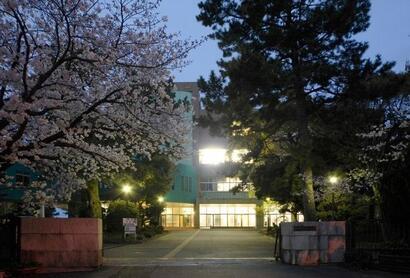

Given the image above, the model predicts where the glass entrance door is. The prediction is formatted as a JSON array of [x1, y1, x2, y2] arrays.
[[206, 214, 213, 227], [183, 214, 192, 227], [199, 204, 257, 228]]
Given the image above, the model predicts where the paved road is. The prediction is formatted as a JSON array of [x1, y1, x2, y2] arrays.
[[104, 229, 275, 264], [36, 229, 401, 277]]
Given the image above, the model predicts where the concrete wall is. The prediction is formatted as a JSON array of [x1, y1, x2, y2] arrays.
[[20, 218, 102, 268], [281, 221, 345, 265]]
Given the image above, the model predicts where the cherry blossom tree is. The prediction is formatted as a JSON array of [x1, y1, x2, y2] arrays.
[[351, 93, 409, 217], [0, 0, 196, 210]]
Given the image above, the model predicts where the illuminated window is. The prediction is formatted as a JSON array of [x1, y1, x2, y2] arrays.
[[161, 203, 195, 228], [200, 177, 215, 191], [199, 148, 226, 165], [216, 177, 242, 191], [200, 177, 250, 192], [199, 148, 249, 165], [199, 204, 256, 227]]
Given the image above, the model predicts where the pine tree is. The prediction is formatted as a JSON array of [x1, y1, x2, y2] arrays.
[[197, 0, 397, 220]]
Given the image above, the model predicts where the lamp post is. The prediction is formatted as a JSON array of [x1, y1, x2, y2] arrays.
[[122, 183, 132, 208], [157, 196, 164, 226], [120, 183, 132, 240], [328, 176, 339, 220], [265, 197, 271, 229]]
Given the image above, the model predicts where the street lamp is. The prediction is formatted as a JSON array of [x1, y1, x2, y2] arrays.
[[328, 176, 339, 185], [264, 197, 271, 228], [122, 184, 132, 194], [328, 175, 339, 220], [157, 196, 164, 203]]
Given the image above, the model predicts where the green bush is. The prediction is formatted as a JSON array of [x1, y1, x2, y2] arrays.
[[141, 226, 154, 238], [155, 225, 164, 234], [105, 200, 138, 232], [140, 225, 164, 239]]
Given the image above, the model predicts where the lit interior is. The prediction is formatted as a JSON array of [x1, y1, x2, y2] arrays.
[[199, 148, 226, 164], [161, 202, 194, 228], [217, 177, 242, 191], [231, 149, 248, 162], [263, 204, 304, 226], [199, 204, 256, 227], [199, 148, 249, 165]]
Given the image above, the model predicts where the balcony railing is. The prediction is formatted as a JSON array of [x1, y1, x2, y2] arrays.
[[199, 191, 256, 200], [199, 181, 253, 192]]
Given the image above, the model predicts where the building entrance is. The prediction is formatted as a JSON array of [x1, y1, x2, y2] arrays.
[[199, 204, 256, 228], [161, 202, 194, 228]]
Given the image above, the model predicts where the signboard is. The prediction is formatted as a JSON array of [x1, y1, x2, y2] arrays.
[[293, 226, 316, 232], [122, 218, 138, 226], [124, 224, 136, 233], [123, 218, 138, 239]]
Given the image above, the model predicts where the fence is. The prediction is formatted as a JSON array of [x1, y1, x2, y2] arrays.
[[346, 220, 410, 273], [273, 225, 281, 260]]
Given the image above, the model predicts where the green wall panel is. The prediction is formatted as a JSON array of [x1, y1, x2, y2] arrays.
[[164, 90, 197, 204]]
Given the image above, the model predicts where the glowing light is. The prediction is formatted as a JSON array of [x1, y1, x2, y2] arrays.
[[199, 148, 250, 164], [122, 184, 132, 194], [329, 176, 339, 184], [158, 196, 164, 203], [199, 148, 226, 165], [231, 149, 248, 162], [265, 197, 271, 202]]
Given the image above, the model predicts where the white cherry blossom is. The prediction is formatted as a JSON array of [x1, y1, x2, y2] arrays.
[[0, 0, 197, 208]]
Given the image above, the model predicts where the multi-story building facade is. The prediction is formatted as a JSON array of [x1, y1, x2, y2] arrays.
[[161, 82, 302, 229], [0, 82, 301, 225], [160, 84, 198, 228]]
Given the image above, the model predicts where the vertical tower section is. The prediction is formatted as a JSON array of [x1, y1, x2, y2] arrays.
[[162, 83, 200, 228]]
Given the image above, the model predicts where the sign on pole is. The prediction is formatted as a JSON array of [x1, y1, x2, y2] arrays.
[[123, 218, 138, 239], [123, 218, 138, 226]]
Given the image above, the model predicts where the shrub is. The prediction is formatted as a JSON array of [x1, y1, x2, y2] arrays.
[[105, 200, 138, 232], [140, 225, 164, 239], [155, 225, 164, 234]]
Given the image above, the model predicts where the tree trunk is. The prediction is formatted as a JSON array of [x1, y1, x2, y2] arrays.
[[291, 211, 298, 222], [293, 78, 317, 221], [137, 201, 144, 229], [303, 164, 317, 221], [68, 189, 89, 217], [86, 179, 102, 218]]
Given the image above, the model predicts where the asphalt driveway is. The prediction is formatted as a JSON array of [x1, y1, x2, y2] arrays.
[[35, 229, 401, 277], [104, 229, 275, 265]]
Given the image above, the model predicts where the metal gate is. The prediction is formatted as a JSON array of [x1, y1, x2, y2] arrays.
[[0, 216, 20, 264], [273, 223, 282, 260], [346, 220, 410, 273]]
